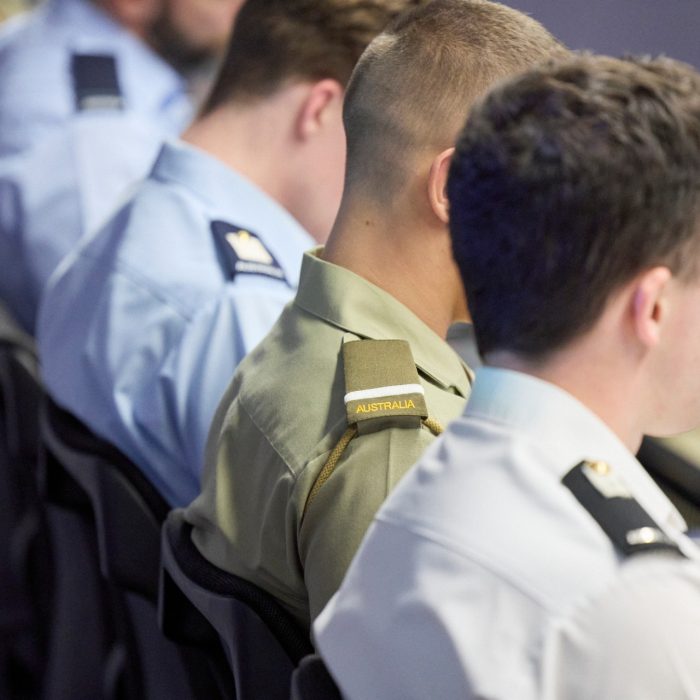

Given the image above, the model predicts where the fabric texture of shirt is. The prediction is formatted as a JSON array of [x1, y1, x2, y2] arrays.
[[315, 367, 700, 700], [37, 140, 313, 507], [185, 250, 472, 631], [0, 0, 191, 332]]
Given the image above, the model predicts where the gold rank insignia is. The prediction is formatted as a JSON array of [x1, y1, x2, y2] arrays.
[[225, 229, 274, 265], [210, 220, 288, 283]]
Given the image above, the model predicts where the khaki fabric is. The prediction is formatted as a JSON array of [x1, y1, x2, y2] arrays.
[[185, 249, 471, 631], [658, 428, 700, 467]]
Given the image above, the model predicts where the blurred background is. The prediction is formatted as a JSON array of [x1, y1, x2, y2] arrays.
[[2, 1, 699, 82], [509, 0, 700, 69], [7, 1, 699, 65], [0, 0, 35, 21]]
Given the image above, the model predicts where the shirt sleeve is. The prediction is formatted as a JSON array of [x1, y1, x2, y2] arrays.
[[544, 555, 700, 700], [314, 517, 540, 700], [298, 423, 439, 622], [131, 282, 294, 505]]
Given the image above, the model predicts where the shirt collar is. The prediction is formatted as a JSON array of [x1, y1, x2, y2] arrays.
[[294, 249, 471, 396], [151, 140, 315, 284], [467, 367, 687, 533]]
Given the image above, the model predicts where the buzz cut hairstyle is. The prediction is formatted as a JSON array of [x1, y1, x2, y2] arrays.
[[448, 54, 700, 360], [342, 0, 566, 197], [203, 0, 433, 114]]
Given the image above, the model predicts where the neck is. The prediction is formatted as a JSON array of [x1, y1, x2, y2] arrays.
[[182, 95, 305, 232], [487, 338, 645, 453], [323, 192, 461, 339]]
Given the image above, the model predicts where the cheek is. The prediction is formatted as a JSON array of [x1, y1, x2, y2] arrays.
[[659, 298, 700, 431], [170, 0, 240, 49]]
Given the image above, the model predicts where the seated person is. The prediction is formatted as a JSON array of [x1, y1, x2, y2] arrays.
[[185, 0, 564, 631], [315, 53, 700, 699], [37, 0, 424, 507], [0, 0, 239, 331]]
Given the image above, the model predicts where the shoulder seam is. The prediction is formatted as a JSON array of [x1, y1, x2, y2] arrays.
[[238, 391, 297, 478]]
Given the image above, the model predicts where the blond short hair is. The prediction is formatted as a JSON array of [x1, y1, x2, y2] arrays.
[[343, 0, 566, 196], [204, 0, 433, 113]]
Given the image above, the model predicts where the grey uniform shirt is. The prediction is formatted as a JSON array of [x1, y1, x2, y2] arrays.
[[315, 367, 700, 699]]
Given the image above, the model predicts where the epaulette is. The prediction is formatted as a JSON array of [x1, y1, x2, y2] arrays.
[[562, 460, 686, 558], [71, 53, 123, 111], [303, 339, 443, 518], [343, 338, 429, 435], [211, 220, 289, 285]]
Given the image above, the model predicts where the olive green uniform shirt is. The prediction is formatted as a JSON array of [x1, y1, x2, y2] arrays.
[[185, 249, 472, 631]]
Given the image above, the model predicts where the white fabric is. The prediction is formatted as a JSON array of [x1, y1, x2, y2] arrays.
[[315, 367, 700, 700], [344, 384, 425, 403]]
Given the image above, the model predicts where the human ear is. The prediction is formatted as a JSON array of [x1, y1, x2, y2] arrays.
[[296, 79, 344, 141], [631, 266, 672, 348], [427, 147, 454, 224]]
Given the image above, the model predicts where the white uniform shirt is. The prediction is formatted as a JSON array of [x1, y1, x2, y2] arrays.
[[315, 367, 700, 700], [0, 0, 191, 331], [37, 140, 314, 507]]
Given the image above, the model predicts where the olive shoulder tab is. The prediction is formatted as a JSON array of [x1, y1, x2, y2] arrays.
[[71, 53, 123, 111], [210, 220, 289, 284], [562, 460, 686, 558], [342, 338, 428, 436]]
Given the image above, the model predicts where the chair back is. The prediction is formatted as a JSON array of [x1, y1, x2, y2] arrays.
[[160, 509, 314, 700], [290, 654, 343, 700], [638, 436, 700, 530], [40, 400, 221, 699], [0, 303, 49, 699]]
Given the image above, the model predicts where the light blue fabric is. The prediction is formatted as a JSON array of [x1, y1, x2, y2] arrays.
[[37, 140, 315, 506], [0, 0, 192, 332]]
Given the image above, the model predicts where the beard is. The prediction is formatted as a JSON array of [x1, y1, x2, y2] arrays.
[[149, 8, 222, 76]]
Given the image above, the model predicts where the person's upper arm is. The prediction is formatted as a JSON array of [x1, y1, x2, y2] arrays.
[[545, 556, 700, 700], [314, 517, 540, 700], [299, 423, 436, 623], [132, 283, 293, 502]]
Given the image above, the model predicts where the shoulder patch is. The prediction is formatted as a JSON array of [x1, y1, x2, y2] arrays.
[[71, 54, 123, 111], [211, 220, 288, 284], [562, 460, 685, 558], [343, 339, 428, 436]]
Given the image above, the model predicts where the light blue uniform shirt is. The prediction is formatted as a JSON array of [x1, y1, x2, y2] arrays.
[[37, 140, 315, 507], [0, 0, 191, 332]]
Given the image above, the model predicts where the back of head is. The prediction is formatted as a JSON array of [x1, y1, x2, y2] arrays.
[[343, 0, 565, 198], [203, 0, 432, 113], [448, 54, 700, 361]]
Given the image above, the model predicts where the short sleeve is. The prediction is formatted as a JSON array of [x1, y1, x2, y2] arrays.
[[300, 423, 436, 623]]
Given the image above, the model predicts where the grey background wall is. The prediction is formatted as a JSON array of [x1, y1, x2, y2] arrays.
[[504, 0, 700, 69]]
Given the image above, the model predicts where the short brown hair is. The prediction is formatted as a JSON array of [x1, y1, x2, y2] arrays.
[[203, 0, 431, 113], [343, 0, 565, 197], [448, 55, 700, 359]]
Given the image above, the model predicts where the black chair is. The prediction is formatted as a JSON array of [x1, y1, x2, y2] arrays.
[[0, 302, 50, 699], [638, 436, 700, 530], [40, 398, 221, 699], [290, 655, 343, 700], [160, 509, 314, 700]]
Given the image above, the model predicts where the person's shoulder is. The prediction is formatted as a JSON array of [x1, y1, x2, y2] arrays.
[[548, 554, 700, 699], [229, 314, 346, 464], [0, 14, 71, 149], [600, 552, 700, 611]]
